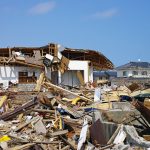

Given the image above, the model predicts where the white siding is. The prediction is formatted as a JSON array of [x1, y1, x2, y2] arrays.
[[61, 60, 93, 86], [117, 69, 150, 78], [0, 66, 41, 88], [117, 70, 124, 77], [89, 65, 93, 82], [68, 60, 89, 83]]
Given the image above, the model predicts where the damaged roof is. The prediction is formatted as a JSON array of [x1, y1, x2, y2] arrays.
[[0, 43, 114, 70], [61, 48, 114, 70]]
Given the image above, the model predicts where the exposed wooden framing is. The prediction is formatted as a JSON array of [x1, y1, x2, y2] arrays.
[[0, 56, 43, 68], [62, 49, 114, 70], [9, 47, 11, 57], [41, 49, 43, 56], [48, 43, 50, 55]]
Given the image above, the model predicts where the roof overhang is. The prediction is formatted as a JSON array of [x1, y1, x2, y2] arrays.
[[61, 48, 114, 70]]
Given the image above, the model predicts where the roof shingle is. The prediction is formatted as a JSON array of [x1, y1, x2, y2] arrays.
[[116, 62, 150, 70]]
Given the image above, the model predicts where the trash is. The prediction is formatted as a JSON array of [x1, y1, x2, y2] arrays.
[[0, 135, 11, 142]]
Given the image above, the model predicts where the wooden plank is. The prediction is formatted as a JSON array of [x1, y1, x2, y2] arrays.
[[76, 71, 84, 85], [8, 143, 36, 150], [60, 56, 69, 73], [19, 141, 59, 144], [33, 109, 55, 113], [107, 125, 121, 144], [14, 60, 43, 68], [144, 99, 150, 109], [143, 135, 150, 141], [14, 116, 40, 132], [44, 82, 93, 102], [0, 98, 38, 121], [61, 145, 70, 150], [50, 130, 68, 137], [34, 72, 45, 92], [99, 144, 115, 150], [0, 95, 7, 108], [133, 101, 150, 124], [59, 135, 76, 150]]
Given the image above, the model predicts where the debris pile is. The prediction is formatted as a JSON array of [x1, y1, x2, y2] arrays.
[[0, 73, 150, 150]]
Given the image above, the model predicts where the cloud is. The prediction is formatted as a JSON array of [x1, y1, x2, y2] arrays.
[[91, 8, 118, 19], [29, 1, 55, 15]]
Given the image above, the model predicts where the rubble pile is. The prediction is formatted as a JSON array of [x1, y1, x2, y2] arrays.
[[0, 73, 150, 150]]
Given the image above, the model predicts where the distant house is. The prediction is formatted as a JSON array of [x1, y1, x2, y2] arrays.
[[116, 61, 150, 78], [93, 70, 117, 81]]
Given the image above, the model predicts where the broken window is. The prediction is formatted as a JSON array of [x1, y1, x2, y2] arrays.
[[142, 71, 147, 75], [18, 72, 37, 83], [18, 72, 28, 83], [49, 49, 55, 56], [123, 71, 127, 77], [132, 71, 138, 75]]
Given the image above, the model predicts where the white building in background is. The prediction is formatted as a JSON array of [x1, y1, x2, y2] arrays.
[[0, 66, 41, 89], [116, 61, 150, 78]]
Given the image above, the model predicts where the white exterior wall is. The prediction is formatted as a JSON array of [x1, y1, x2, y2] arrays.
[[0, 66, 41, 88], [61, 60, 93, 86], [45, 67, 51, 79], [61, 70, 81, 86], [68, 60, 89, 83], [0, 61, 94, 88], [89, 65, 93, 82], [117, 69, 150, 78]]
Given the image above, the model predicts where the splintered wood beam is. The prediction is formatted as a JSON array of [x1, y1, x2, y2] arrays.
[[32, 109, 55, 113], [0, 98, 38, 121], [44, 82, 93, 102], [34, 72, 45, 92], [0, 95, 8, 108], [0, 56, 43, 68], [14, 60, 44, 68], [49, 130, 68, 137], [59, 135, 76, 150]]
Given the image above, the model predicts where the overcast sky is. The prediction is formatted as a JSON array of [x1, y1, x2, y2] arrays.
[[0, 0, 150, 67]]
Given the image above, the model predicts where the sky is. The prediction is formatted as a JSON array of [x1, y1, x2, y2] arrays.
[[0, 0, 150, 67]]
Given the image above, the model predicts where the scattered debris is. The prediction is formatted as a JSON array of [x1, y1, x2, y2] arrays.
[[0, 45, 149, 149]]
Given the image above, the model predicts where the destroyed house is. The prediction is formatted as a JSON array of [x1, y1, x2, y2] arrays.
[[60, 47, 113, 86], [116, 61, 150, 78], [0, 43, 113, 88], [0, 44, 57, 89]]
